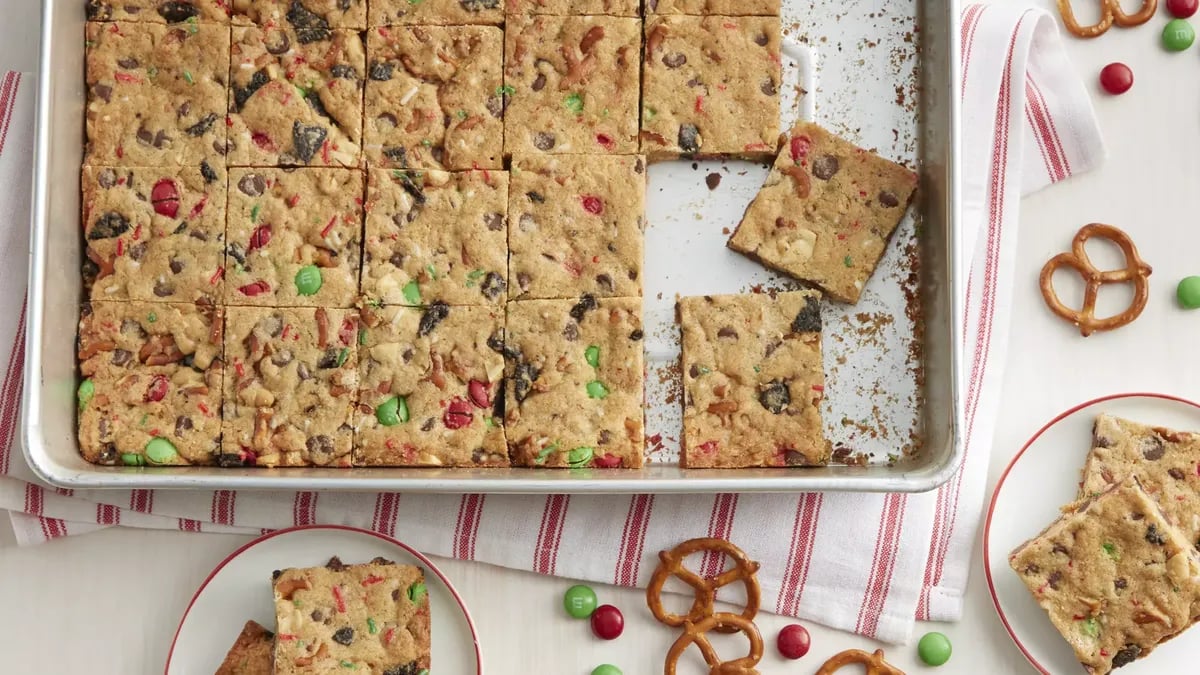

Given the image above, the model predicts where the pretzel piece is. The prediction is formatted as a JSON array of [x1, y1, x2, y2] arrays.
[[815, 649, 905, 675], [1057, 0, 1114, 37], [1110, 0, 1158, 26], [664, 613, 764, 675], [646, 538, 761, 634], [1039, 223, 1152, 337]]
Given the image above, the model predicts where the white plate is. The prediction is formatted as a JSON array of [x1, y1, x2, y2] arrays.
[[166, 525, 481, 675], [984, 393, 1200, 674]]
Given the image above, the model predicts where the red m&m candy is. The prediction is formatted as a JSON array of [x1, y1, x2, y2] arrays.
[[1099, 63, 1134, 95], [590, 604, 624, 640], [1168, 0, 1199, 18], [777, 623, 812, 659]]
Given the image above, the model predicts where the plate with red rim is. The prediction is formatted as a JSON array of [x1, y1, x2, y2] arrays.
[[165, 524, 481, 674], [984, 393, 1200, 674]]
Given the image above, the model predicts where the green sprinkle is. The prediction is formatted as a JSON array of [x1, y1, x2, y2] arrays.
[[584, 345, 600, 368], [336, 348, 349, 367], [1081, 617, 1100, 638], [146, 66, 158, 79], [366, 617, 378, 634], [295, 265, 322, 296], [183, 70, 194, 85], [497, 84, 516, 97], [407, 0, 422, 5], [421, 139, 433, 147], [426, 264, 438, 280], [887, 453, 900, 463], [250, 204, 260, 223], [376, 396, 409, 427], [843, 255, 854, 268], [753, 365, 761, 373], [185, 16, 199, 34], [358, 329, 367, 345], [407, 581, 427, 604], [139, 414, 148, 427], [466, 269, 485, 288], [120, 453, 145, 466], [145, 437, 179, 464], [586, 380, 609, 399], [455, 109, 468, 120], [367, 297, 384, 308], [77, 379, 95, 412], [147, 311, 157, 323], [564, 92, 584, 114], [601, 108, 610, 117], [293, 599, 303, 608], [644, 107, 657, 121], [536, 443, 559, 465], [698, 366, 711, 375], [485, 416, 497, 428], [1103, 542, 1119, 560], [567, 446, 594, 468], [339, 661, 357, 669], [402, 280, 421, 305]]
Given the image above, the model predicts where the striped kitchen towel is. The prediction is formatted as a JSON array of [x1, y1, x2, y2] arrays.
[[0, 2, 1103, 643]]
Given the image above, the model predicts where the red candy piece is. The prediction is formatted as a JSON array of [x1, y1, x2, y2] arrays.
[[1169, 0, 1199, 18], [151, 178, 180, 218], [789, 135, 811, 162], [144, 374, 169, 403], [777, 623, 811, 659], [468, 380, 491, 409], [581, 195, 604, 215], [443, 397, 474, 429], [247, 224, 272, 252], [1099, 63, 1134, 95], [237, 280, 271, 296], [593, 453, 623, 468], [590, 604, 624, 640]]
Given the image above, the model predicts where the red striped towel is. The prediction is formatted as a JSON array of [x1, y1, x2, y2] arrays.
[[0, 3, 1104, 643]]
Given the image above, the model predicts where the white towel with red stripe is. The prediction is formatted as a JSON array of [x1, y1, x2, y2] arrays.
[[0, 3, 1104, 644]]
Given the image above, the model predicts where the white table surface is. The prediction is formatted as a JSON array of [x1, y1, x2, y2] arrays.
[[1, 1, 1194, 672]]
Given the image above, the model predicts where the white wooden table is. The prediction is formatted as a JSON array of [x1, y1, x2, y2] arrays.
[[1, 1, 1193, 671]]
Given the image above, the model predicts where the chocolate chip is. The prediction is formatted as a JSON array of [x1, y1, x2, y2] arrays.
[[1051, 543, 1069, 555], [238, 174, 266, 197], [533, 131, 556, 151], [1146, 524, 1167, 545], [200, 160, 217, 184], [759, 381, 790, 414], [486, 94, 504, 118], [1111, 645, 1140, 669], [562, 322, 579, 341], [717, 326, 738, 339], [215, 452, 245, 467], [1021, 563, 1039, 575], [153, 130, 169, 149], [383, 146, 409, 166], [332, 627, 354, 645], [287, 1, 332, 44], [233, 69, 269, 111], [531, 73, 546, 91], [1142, 437, 1165, 460], [483, 212, 504, 231], [517, 272, 531, 290], [369, 62, 394, 81], [879, 191, 901, 208], [297, 362, 311, 380], [264, 29, 291, 55], [89, 212, 130, 240], [91, 83, 113, 103], [127, 242, 147, 261], [688, 364, 701, 378], [310, 609, 324, 622], [678, 124, 700, 153], [1114, 578, 1128, 590], [790, 296, 822, 333], [227, 242, 247, 267], [418, 302, 449, 337], [629, 329, 643, 341], [784, 450, 808, 466], [760, 78, 777, 96], [96, 168, 117, 189], [326, 556, 347, 571], [111, 349, 132, 367], [421, 417, 436, 432], [330, 64, 357, 80], [569, 294, 597, 322], [117, 57, 139, 69], [382, 662, 422, 675], [662, 52, 687, 68], [754, 32, 769, 46], [596, 274, 614, 294], [387, 251, 405, 268], [316, 348, 340, 369], [480, 272, 506, 301], [153, 280, 175, 298], [526, 191, 545, 204], [169, 258, 185, 274], [271, 349, 294, 367], [460, 0, 499, 10], [185, 113, 217, 137], [812, 155, 840, 180], [705, 173, 722, 191], [292, 121, 328, 164], [157, 1, 199, 23], [86, 0, 112, 20], [1046, 570, 1062, 590], [306, 434, 335, 459], [513, 360, 538, 403], [174, 416, 193, 437], [1169, 467, 1186, 480]]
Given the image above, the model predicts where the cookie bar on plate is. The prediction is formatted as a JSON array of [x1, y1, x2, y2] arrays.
[[727, 121, 919, 304], [505, 0, 640, 15], [678, 291, 828, 468], [644, 0, 781, 14], [77, 301, 223, 466], [273, 556, 430, 674], [504, 296, 645, 468], [230, 0, 366, 30], [640, 15, 781, 160], [85, 0, 231, 23], [355, 304, 509, 467], [1009, 477, 1200, 675], [215, 620, 274, 675], [370, 0, 504, 25]]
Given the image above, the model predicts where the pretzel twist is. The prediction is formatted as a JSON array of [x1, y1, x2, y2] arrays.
[[815, 649, 906, 675], [646, 538, 761, 633], [1039, 223, 1152, 337], [1057, 0, 1157, 38], [663, 613, 763, 675]]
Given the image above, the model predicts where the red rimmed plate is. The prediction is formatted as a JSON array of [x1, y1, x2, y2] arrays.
[[165, 525, 481, 674], [984, 393, 1200, 674]]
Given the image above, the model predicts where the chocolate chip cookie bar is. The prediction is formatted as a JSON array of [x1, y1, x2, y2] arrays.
[[364, 25, 504, 171], [231, 0, 366, 30], [225, 168, 363, 308], [503, 15, 641, 156], [1009, 477, 1200, 675], [86, 0, 231, 23], [85, 21, 229, 166], [355, 304, 508, 467], [678, 291, 828, 468], [644, 0, 781, 14], [370, 0, 504, 25], [505, 0, 639, 15], [1081, 414, 1200, 545], [363, 169, 509, 307], [508, 154, 644, 300], [228, 25, 364, 167], [504, 296, 645, 468], [640, 15, 781, 161], [82, 163, 226, 303], [77, 301, 223, 466], [727, 121, 919, 304], [222, 306, 358, 467], [215, 620, 274, 675], [273, 556, 430, 675]]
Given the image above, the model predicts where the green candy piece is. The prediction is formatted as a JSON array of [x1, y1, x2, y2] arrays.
[[563, 584, 598, 618], [120, 453, 146, 466], [1178, 276, 1200, 309], [585, 345, 600, 368], [586, 380, 609, 399], [567, 446, 594, 468], [917, 631, 952, 667], [591, 666, 622, 675], [376, 396, 409, 426], [295, 265, 323, 296], [1164, 19, 1196, 51], [77, 379, 95, 412], [402, 280, 421, 305], [406, 581, 427, 604], [145, 437, 179, 464]]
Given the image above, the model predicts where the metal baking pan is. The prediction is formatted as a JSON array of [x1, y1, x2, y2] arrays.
[[24, 0, 962, 492]]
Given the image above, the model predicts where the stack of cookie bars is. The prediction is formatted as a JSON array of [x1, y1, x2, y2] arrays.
[[77, 0, 790, 469]]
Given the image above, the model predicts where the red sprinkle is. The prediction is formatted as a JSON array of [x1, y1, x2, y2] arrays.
[[234, 360, 245, 378], [361, 575, 385, 586], [332, 585, 347, 613], [248, 224, 272, 252], [251, 132, 275, 151], [694, 95, 705, 113], [277, 634, 297, 641], [320, 215, 337, 238], [116, 238, 124, 257], [287, 194, 301, 207], [132, 224, 142, 241], [468, 380, 491, 408], [596, 133, 615, 150], [811, 384, 825, 392], [144, 374, 169, 403], [383, 627, 395, 644], [698, 440, 719, 454], [151, 178, 180, 218], [790, 135, 812, 162], [209, 266, 224, 285], [114, 72, 141, 84], [443, 397, 474, 430], [188, 194, 209, 219], [116, 146, 124, 159], [321, 139, 331, 164], [238, 280, 270, 296], [581, 195, 604, 215]]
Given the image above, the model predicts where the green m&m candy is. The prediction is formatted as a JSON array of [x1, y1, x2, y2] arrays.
[[1164, 19, 1196, 51], [294, 264, 323, 296], [120, 453, 146, 466], [918, 631, 952, 666], [1178, 276, 1200, 309], [145, 437, 179, 464], [376, 395, 410, 426], [563, 584, 598, 618], [77, 379, 95, 412], [591, 666, 622, 675]]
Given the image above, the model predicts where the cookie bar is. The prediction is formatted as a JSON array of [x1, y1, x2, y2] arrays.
[[85, 0, 231, 23], [355, 304, 508, 467], [222, 306, 358, 467], [364, 26, 503, 171], [504, 296, 645, 468], [1009, 477, 1200, 675], [678, 292, 828, 468], [1081, 414, 1200, 545], [370, 0, 504, 26], [640, 15, 781, 161], [228, 25, 364, 167], [231, 0, 366, 30], [363, 169, 509, 307], [273, 556, 430, 675], [85, 21, 229, 167], [225, 168, 363, 308], [645, 0, 781, 14], [82, 163, 226, 303], [215, 620, 274, 675], [727, 122, 919, 304], [505, 0, 639, 15], [504, 15, 641, 156], [508, 154, 645, 300], [77, 301, 223, 466]]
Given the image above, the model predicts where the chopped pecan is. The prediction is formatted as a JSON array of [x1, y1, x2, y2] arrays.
[[707, 401, 739, 415], [781, 166, 812, 198], [315, 308, 329, 348], [275, 575, 310, 600]]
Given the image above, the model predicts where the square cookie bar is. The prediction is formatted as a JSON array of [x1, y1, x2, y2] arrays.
[[225, 168, 363, 308], [364, 169, 509, 307], [222, 306, 358, 467], [1081, 414, 1200, 544], [504, 297, 645, 468], [77, 301, 223, 466], [727, 122, 919, 304], [678, 292, 828, 468], [505, 0, 639, 15], [645, 0, 781, 14], [85, 21, 229, 167], [364, 26, 504, 171], [370, 0, 503, 25], [504, 15, 641, 156], [215, 620, 274, 675], [355, 304, 508, 467], [231, 0, 366, 30], [1009, 478, 1200, 675], [82, 163, 226, 303], [273, 556, 430, 675], [228, 25, 364, 167], [508, 154, 645, 300], [86, 0, 231, 23], [641, 15, 781, 160]]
